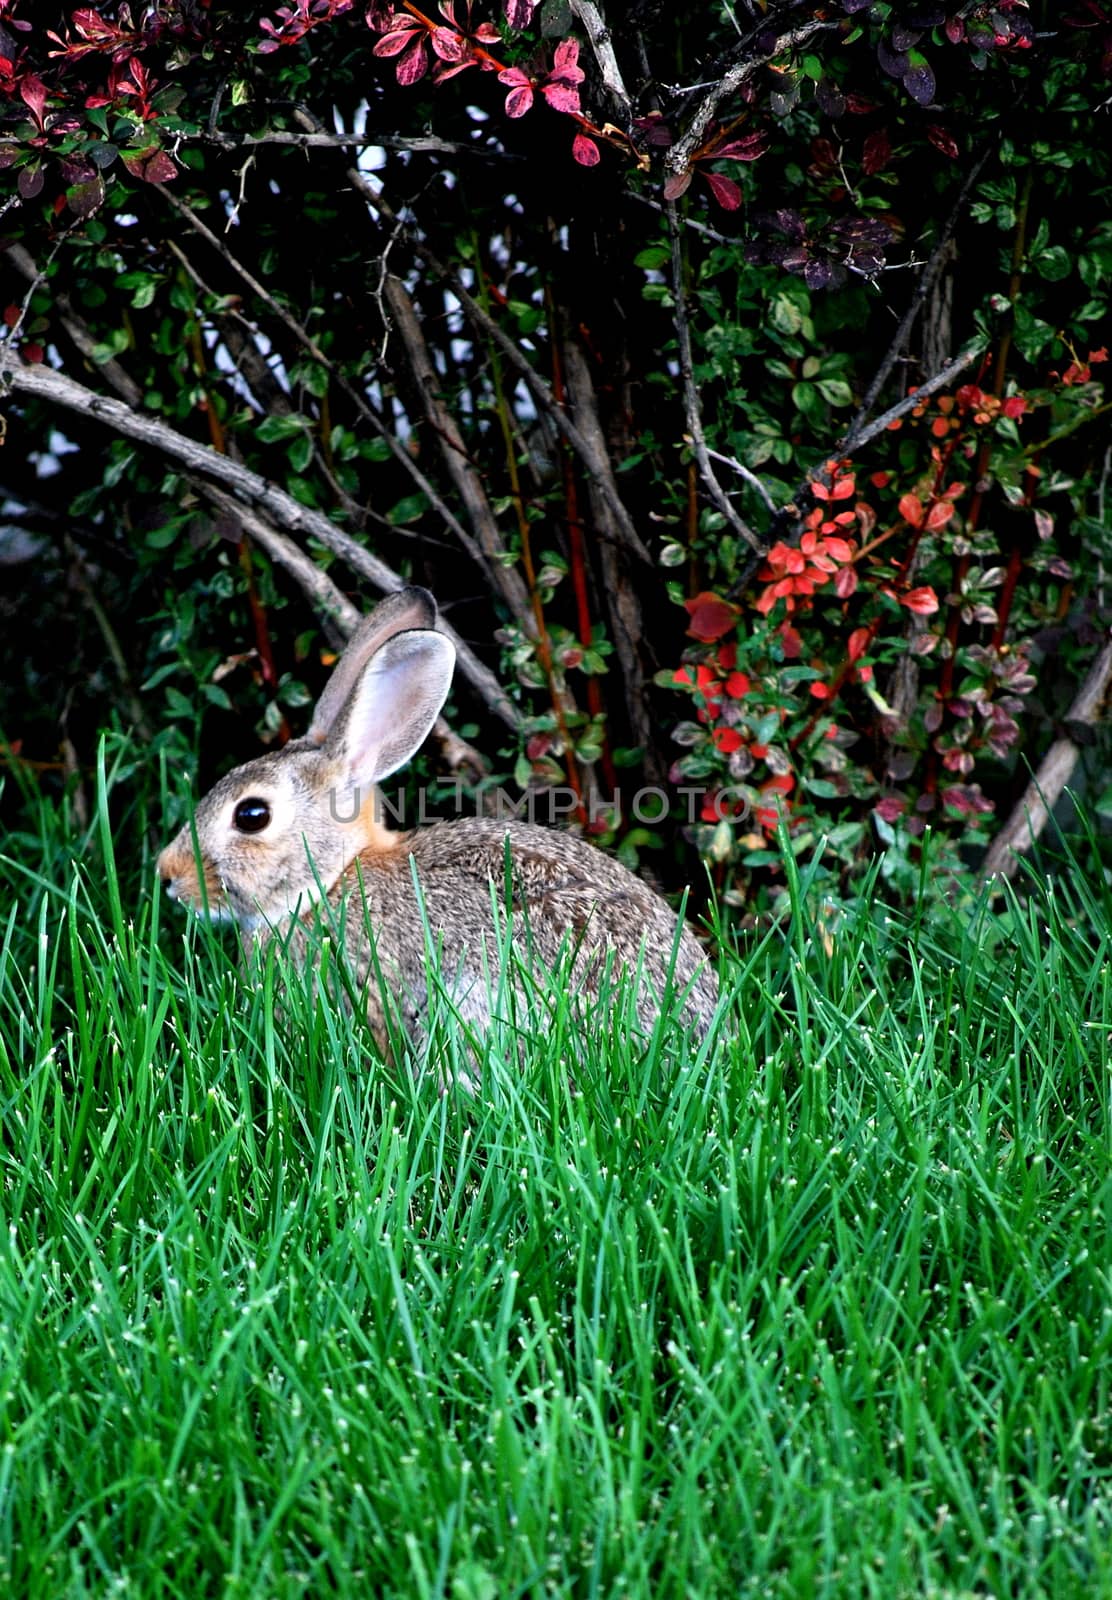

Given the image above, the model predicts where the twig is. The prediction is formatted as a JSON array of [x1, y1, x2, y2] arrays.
[[199, 129, 517, 160], [382, 274, 536, 637], [705, 445, 778, 515], [667, 201, 762, 552], [563, 339, 663, 784], [980, 632, 1112, 883]]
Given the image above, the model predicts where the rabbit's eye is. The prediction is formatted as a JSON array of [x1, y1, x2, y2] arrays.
[[233, 797, 272, 834]]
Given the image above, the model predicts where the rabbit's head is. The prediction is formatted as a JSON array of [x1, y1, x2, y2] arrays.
[[156, 588, 455, 929]]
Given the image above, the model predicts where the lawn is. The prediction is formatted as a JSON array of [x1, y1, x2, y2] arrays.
[[0, 767, 1109, 1598]]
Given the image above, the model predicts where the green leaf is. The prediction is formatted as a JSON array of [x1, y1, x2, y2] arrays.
[[387, 494, 429, 525], [634, 246, 670, 270], [1032, 245, 1071, 282], [287, 432, 314, 473], [256, 415, 308, 443], [791, 381, 825, 422], [144, 523, 178, 550], [816, 377, 854, 407]]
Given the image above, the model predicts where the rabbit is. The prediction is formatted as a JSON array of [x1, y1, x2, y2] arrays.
[[156, 587, 719, 1052]]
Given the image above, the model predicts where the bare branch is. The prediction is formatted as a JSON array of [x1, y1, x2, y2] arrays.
[[200, 129, 514, 160], [0, 352, 520, 730], [664, 19, 836, 177], [838, 347, 983, 458], [841, 143, 993, 445], [569, 2, 633, 124], [667, 201, 762, 552], [563, 340, 662, 782], [382, 274, 537, 638], [705, 445, 778, 516], [981, 633, 1112, 883]]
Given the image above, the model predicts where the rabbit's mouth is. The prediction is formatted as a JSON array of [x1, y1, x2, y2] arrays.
[[157, 837, 237, 924]]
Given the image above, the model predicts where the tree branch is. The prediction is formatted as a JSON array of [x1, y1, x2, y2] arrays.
[[0, 351, 520, 730], [664, 19, 837, 177], [569, 2, 633, 125], [980, 633, 1112, 884], [160, 185, 493, 568], [382, 273, 536, 637], [840, 143, 993, 446]]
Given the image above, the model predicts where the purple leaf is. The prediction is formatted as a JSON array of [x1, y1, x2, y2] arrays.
[[876, 39, 909, 77], [18, 163, 43, 199], [903, 60, 936, 104], [504, 0, 539, 26]]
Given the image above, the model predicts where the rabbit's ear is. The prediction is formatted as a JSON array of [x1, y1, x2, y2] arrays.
[[308, 587, 438, 746], [325, 628, 455, 785]]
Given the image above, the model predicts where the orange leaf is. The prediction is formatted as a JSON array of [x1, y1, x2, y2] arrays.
[[847, 627, 871, 662], [898, 493, 924, 528]]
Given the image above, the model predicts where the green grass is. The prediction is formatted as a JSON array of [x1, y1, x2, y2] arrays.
[[0, 763, 1109, 1598]]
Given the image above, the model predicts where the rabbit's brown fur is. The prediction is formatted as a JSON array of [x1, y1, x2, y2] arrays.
[[157, 589, 718, 1048]]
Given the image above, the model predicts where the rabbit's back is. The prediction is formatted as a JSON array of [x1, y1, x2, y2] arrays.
[[301, 818, 718, 1045]]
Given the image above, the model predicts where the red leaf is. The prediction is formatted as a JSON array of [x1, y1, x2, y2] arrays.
[[551, 38, 582, 76], [704, 171, 742, 210], [572, 133, 600, 166], [683, 591, 739, 643], [542, 81, 581, 114], [809, 681, 831, 700], [713, 131, 768, 162], [431, 26, 465, 61], [823, 536, 854, 563], [373, 23, 423, 56], [662, 169, 693, 201], [504, 0, 539, 25], [901, 587, 940, 615], [724, 671, 750, 699], [19, 74, 47, 128], [862, 127, 891, 175], [847, 627, 871, 662], [898, 493, 924, 528], [925, 500, 955, 530], [121, 145, 177, 183], [927, 123, 959, 159], [712, 726, 744, 754]]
